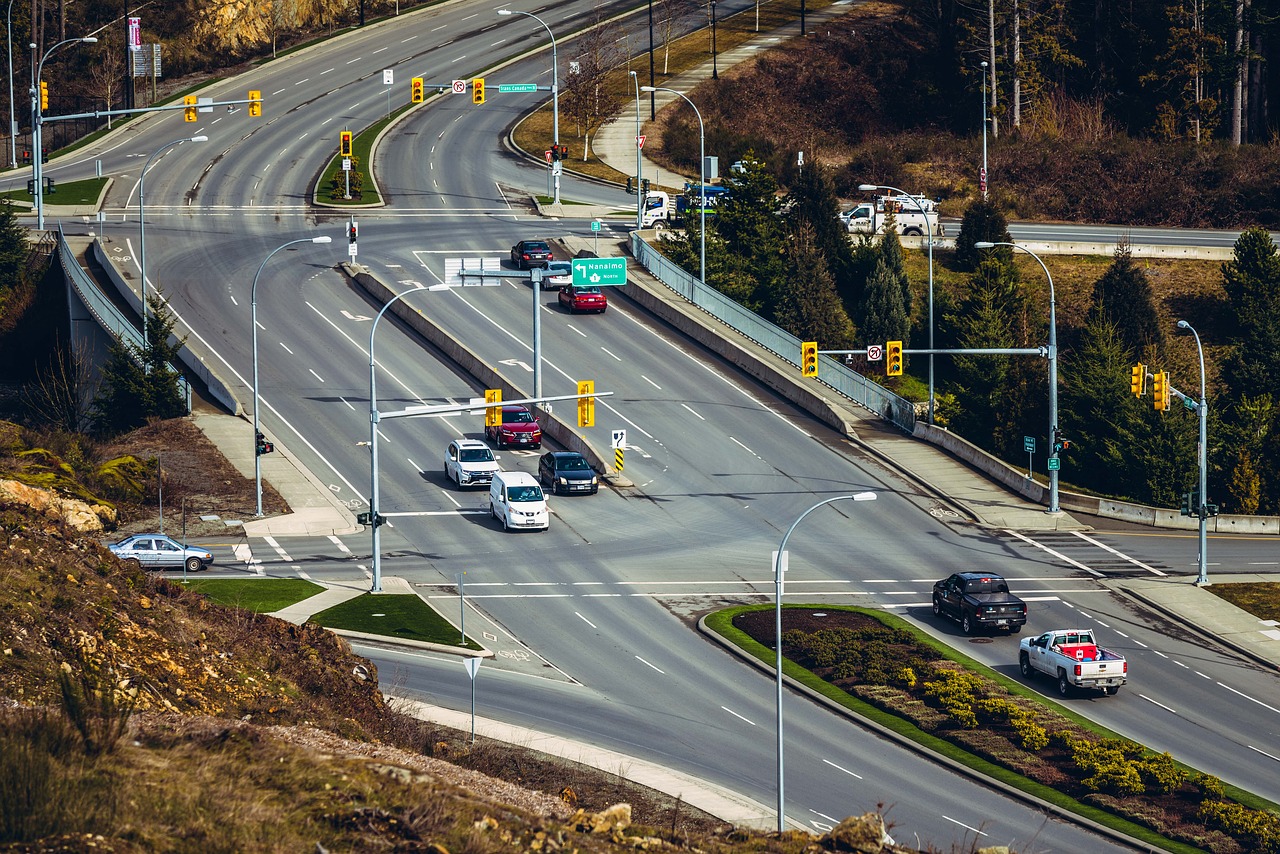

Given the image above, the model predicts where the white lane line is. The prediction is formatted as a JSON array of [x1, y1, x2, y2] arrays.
[[942, 816, 986, 836], [305, 300, 431, 403], [576, 611, 597, 629], [1140, 694, 1177, 713], [600, 347, 622, 361], [298, 570, 314, 580], [635, 656, 665, 673], [439, 490, 461, 508], [346, 57, 361, 63], [328, 535, 352, 555], [264, 536, 291, 562], [1218, 681, 1280, 716], [321, 68, 334, 74], [1174, 660, 1188, 668], [565, 323, 586, 338], [295, 78, 309, 85], [229, 294, 238, 306], [309, 369, 325, 382], [1096, 619, 1110, 628], [721, 706, 755, 726], [234, 543, 263, 575], [407, 457, 420, 471], [1249, 745, 1280, 762], [731, 436, 760, 458], [279, 341, 293, 354], [1115, 630, 1129, 638], [680, 403, 705, 420], [822, 758, 862, 779], [372, 46, 388, 53], [1134, 640, 1149, 648], [339, 396, 356, 411], [642, 375, 661, 389], [1071, 531, 1167, 575], [1153, 650, 1168, 658], [1004, 530, 1103, 576], [1195, 671, 1211, 679]]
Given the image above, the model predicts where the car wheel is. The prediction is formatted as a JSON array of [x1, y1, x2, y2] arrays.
[[501, 514, 510, 532], [1019, 653, 1034, 679], [185, 556, 203, 573], [1104, 685, 1121, 696], [931, 597, 942, 617], [962, 613, 975, 635], [1009, 624, 1022, 634], [1057, 670, 1071, 696], [124, 558, 141, 571], [489, 500, 497, 520]]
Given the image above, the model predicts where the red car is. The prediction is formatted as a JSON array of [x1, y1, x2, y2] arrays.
[[484, 404, 542, 449], [558, 285, 608, 314]]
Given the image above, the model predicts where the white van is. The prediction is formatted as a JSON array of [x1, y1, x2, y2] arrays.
[[488, 471, 549, 532]]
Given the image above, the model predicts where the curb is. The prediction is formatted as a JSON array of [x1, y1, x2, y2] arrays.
[[330, 627, 494, 658]]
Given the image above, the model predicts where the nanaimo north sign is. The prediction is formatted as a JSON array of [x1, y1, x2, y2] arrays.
[[571, 257, 627, 286]]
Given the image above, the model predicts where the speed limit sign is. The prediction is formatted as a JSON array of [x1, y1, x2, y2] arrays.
[[867, 344, 883, 361], [451, 79, 466, 94]]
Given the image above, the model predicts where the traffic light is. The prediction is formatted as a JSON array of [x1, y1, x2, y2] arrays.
[[39, 81, 48, 111], [1130, 363, 1145, 397], [248, 90, 262, 117], [183, 94, 197, 122], [1180, 492, 1193, 517], [641, 178, 650, 196], [411, 76, 424, 103], [357, 512, 386, 527], [800, 341, 818, 377], [577, 380, 595, 427], [626, 176, 635, 195], [472, 77, 485, 105], [557, 144, 568, 160], [550, 143, 568, 161], [484, 389, 502, 427], [886, 340, 903, 377], [255, 431, 274, 456], [1152, 371, 1170, 411], [339, 130, 353, 157], [347, 220, 358, 243]]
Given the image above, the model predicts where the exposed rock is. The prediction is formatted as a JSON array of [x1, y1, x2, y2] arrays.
[[571, 803, 632, 833], [0, 478, 116, 533], [821, 812, 890, 852]]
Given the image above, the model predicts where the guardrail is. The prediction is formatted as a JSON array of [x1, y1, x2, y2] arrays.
[[629, 232, 916, 432]]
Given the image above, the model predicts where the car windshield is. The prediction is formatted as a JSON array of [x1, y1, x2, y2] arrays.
[[556, 456, 589, 470], [505, 410, 534, 423], [548, 263, 571, 276], [459, 448, 493, 462], [508, 486, 543, 502], [524, 242, 549, 252]]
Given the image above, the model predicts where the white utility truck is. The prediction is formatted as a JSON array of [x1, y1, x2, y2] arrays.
[[640, 190, 671, 228], [842, 194, 943, 237], [1019, 629, 1128, 697]]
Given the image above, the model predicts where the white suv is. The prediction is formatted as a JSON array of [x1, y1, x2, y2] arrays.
[[444, 439, 500, 489]]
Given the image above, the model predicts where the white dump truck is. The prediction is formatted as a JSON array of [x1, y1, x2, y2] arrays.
[[1019, 628, 1128, 696], [842, 194, 943, 237]]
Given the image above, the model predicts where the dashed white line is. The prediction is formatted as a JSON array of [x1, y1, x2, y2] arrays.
[[642, 375, 661, 389], [1195, 671, 1211, 679], [309, 369, 325, 383], [321, 68, 334, 74], [1249, 745, 1280, 762], [576, 612, 597, 629], [339, 396, 356, 411], [822, 758, 862, 779], [407, 458, 420, 471], [1070, 531, 1166, 575], [731, 436, 760, 458], [635, 656, 665, 673], [942, 816, 985, 835], [279, 342, 293, 354], [600, 347, 622, 361], [1173, 660, 1188, 668], [1153, 650, 1168, 658], [1217, 681, 1280, 716], [721, 706, 755, 726], [1139, 694, 1177, 713], [680, 403, 704, 420]]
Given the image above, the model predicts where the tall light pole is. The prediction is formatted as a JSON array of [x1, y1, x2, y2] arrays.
[[976, 241, 1060, 514], [31, 35, 96, 229], [630, 70, 642, 231], [498, 9, 560, 204], [251, 236, 332, 518], [860, 183, 935, 424], [710, 0, 718, 79], [643, 85, 705, 285], [980, 60, 989, 201], [7, 0, 18, 168], [1177, 319, 1210, 586], [139, 135, 207, 349], [369, 284, 451, 593], [773, 492, 877, 832]]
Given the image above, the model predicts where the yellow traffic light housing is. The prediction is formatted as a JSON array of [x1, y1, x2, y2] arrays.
[[886, 340, 903, 376], [801, 341, 818, 377], [339, 130, 353, 157], [577, 380, 595, 427], [183, 94, 197, 122], [1130, 363, 1145, 397], [39, 81, 48, 111], [472, 78, 485, 105], [1152, 371, 1171, 411], [484, 389, 502, 427], [248, 90, 262, 117], [411, 76, 424, 103]]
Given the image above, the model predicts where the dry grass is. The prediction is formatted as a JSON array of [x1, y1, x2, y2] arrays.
[[1207, 583, 1280, 622]]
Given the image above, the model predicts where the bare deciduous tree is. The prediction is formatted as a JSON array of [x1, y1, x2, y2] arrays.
[[23, 339, 98, 433]]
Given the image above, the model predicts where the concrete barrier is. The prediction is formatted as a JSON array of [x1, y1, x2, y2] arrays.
[[338, 263, 625, 485]]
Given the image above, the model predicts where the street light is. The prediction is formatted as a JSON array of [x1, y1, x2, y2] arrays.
[[1177, 319, 1210, 586], [976, 240, 1060, 514], [31, 35, 96, 229], [7, 0, 19, 168], [860, 183, 935, 424], [251, 236, 332, 518], [710, 0, 718, 80], [498, 9, 560, 204], [139, 135, 208, 349], [642, 85, 705, 285], [773, 492, 877, 832], [630, 70, 642, 231], [980, 60, 989, 201], [369, 283, 452, 593]]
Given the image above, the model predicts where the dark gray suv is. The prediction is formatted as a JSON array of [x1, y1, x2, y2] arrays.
[[537, 451, 599, 495]]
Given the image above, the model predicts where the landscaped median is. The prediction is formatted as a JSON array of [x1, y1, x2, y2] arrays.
[[703, 604, 1280, 854]]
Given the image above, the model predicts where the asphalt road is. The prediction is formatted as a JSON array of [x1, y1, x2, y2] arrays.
[[23, 0, 1280, 847]]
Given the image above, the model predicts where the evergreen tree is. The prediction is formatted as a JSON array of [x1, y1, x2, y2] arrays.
[[953, 199, 1014, 273], [786, 165, 860, 315], [0, 201, 32, 337], [1221, 227, 1280, 402], [877, 220, 912, 323], [696, 153, 785, 313], [91, 294, 188, 436], [772, 223, 857, 348], [1087, 242, 1165, 361], [860, 259, 909, 348]]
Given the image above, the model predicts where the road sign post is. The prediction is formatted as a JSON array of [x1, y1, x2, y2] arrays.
[[1023, 435, 1035, 478], [571, 257, 627, 286]]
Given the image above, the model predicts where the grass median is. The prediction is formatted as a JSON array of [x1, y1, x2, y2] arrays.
[[181, 577, 324, 613], [311, 592, 484, 650]]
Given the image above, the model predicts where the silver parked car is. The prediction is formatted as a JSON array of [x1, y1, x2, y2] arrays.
[[108, 534, 214, 572]]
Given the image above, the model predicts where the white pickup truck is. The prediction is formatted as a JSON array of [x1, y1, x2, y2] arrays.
[[1019, 629, 1128, 697]]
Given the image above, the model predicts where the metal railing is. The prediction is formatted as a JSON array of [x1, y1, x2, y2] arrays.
[[630, 233, 916, 433]]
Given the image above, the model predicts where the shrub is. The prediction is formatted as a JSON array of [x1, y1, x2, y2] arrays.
[[1198, 800, 1280, 852], [923, 670, 986, 728], [1070, 739, 1146, 796], [1137, 752, 1188, 795], [1193, 773, 1226, 802]]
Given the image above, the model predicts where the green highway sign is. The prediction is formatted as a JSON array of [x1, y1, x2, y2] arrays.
[[498, 83, 538, 93], [1047, 457, 1061, 471], [572, 257, 627, 286]]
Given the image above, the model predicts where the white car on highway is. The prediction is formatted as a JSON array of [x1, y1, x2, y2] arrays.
[[444, 439, 500, 489]]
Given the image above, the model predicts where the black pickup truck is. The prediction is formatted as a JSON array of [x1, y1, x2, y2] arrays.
[[932, 572, 1027, 635]]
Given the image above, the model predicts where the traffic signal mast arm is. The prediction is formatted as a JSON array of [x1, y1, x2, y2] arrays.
[[50, 94, 263, 123]]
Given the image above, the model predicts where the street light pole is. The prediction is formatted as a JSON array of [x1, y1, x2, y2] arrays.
[[7, 0, 18, 168], [773, 492, 877, 833], [860, 183, 935, 424], [976, 241, 1060, 514], [711, 0, 718, 80], [32, 35, 97, 230], [630, 70, 642, 231], [643, 85, 705, 284], [1177, 319, 1210, 586], [251, 236, 332, 518], [498, 9, 559, 204], [139, 135, 207, 349], [980, 60, 989, 201]]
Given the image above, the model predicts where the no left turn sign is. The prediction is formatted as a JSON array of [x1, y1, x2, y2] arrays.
[[867, 344, 883, 361]]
